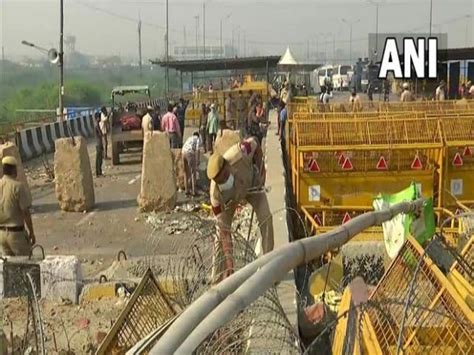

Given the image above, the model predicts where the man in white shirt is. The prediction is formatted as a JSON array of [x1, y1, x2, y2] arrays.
[[99, 106, 110, 159], [435, 80, 446, 101], [182, 132, 201, 196], [141, 106, 154, 133]]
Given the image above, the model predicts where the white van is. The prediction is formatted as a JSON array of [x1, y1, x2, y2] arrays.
[[317, 65, 334, 89], [332, 65, 353, 91]]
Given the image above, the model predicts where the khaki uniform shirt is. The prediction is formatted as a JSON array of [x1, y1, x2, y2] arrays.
[[400, 90, 414, 102], [0, 175, 30, 227], [210, 138, 259, 230]]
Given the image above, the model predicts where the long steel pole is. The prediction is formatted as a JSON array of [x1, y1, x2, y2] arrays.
[[150, 199, 425, 353], [59, 0, 64, 121]]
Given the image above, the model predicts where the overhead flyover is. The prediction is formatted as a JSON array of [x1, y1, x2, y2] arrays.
[[150, 55, 280, 72]]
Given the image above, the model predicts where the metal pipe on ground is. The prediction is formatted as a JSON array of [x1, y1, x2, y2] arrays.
[[150, 199, 425, 354]]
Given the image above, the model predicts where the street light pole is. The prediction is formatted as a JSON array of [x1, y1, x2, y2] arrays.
[[165, 0, 169, 95], [220, 19, 223, 58], [220, 13, 232, 58], [342, 19, 360, 66], [59, 0, 64, 121], [375, 3, 379, 59], [429, 0, 433, 36], [203, 2, 206, 58], [194, 15, 199, 58]]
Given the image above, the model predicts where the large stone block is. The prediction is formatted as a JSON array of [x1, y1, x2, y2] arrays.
[[40, 255, 83, 304], [54, 137, 95, 212], [214, 129, 241, 156], [171, 149, 186, 191], [138, 132, 177, 212], [0, 142, 32, 206]]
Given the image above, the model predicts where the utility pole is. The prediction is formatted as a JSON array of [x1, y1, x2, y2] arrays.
[[59, 0, 64, 121], [220, 20, 223, 58], [203, 2, 206, 58], [332, 35, 335, 63], [138, 19, 143, 77], [429, 0, 433, 36], [243, 31, 246, 57], [237, 31, 240, 57], [183, 25, 187, 49], [195, 16, 199, 58], [165, 0, 169, 95], [342, 19, 360, 66], [375, 3, 379, 60]]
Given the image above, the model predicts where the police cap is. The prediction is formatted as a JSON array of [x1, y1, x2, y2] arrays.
[[2, 156, 17, 166], [207, 153, 225, 180]]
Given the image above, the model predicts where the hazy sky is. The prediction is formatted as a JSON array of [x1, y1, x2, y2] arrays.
[[1, 0, 473, 61]]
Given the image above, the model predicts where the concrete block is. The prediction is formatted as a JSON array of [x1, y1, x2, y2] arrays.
[[138, 132, 177, 212], [40, 255, 83, 304], [0, 142, 32, 206], [171, 149, 186, 191], [79, 281, 136, 303], [214, 129, 241, 156], [54, 137, 95, 212]]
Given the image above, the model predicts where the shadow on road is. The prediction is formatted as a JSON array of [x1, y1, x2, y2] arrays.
[[32, 198, 137, 215], [95, 198, 137, 211]]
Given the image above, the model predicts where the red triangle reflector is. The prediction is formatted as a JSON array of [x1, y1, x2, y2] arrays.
[[342, 212, 351, 224], [313, 213, 322, 226], [338, 153, 346, 165], [376, 156, 388, 170], [463, 146, 472, 157], [308, 159, 320, 172], [342, 157, 353, 170], [411, 156, 423, 170], [452, 152, 463, 167]]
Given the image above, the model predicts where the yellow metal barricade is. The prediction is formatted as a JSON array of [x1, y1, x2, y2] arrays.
[[438, 114, 474, 207], [363, 236, 473, 355], [292, 118, 444, 208], [97, 269, 177, 354]]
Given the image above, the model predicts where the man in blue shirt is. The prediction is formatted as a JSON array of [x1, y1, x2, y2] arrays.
[[278, 102, 288, 146]]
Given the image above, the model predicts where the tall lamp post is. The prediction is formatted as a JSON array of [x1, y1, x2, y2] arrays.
[[194, 15, 200, 58], [23, 0, 64, 121], [342, 18, 360, 66], [220, 13, 232, 58], [21, 40, 63, 120], [429, 0, 433, 36], [367, 0, 383, 61]]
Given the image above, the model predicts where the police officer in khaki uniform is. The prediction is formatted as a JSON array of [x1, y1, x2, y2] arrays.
[[400, 82, 414, 102], [207, 137, 274, 281], [0, 156, 35, 256]]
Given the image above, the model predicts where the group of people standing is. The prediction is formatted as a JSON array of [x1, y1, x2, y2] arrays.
[[198, 90, 269, 154]]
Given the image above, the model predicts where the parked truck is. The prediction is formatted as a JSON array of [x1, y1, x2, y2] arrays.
[[110, 85, 151, 165]]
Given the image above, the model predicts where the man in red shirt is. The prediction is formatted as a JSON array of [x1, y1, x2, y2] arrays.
[[160, 104, 182, 148]]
